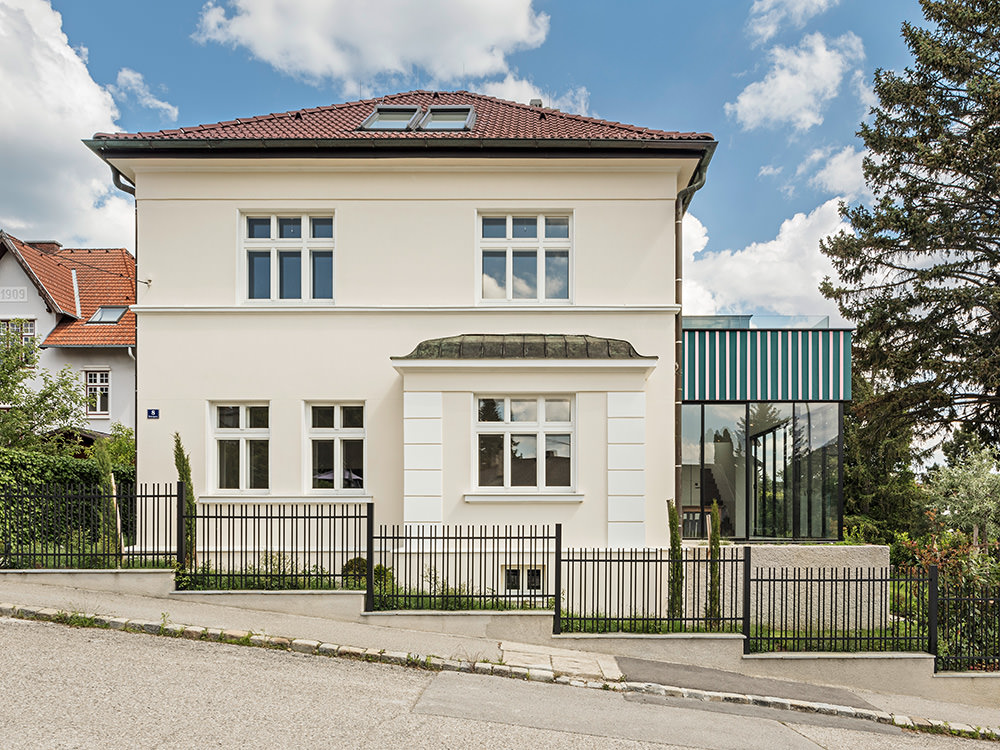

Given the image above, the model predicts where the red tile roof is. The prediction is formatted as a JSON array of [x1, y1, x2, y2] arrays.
[[0, 233, 135, 348], [92, 90, 714, 144]]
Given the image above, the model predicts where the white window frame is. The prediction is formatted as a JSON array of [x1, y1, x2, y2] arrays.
[[305, 402, 367, 494], [1, 318, 35, 347], [477, 213, 573, 304], [211, 403, 270, 493], [241, 213, 335, 304], [84, 369, 110, 417], [475, 395, 575, 492]]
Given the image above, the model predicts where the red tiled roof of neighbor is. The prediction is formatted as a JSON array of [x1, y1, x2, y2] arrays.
[[0, 233, 135, 347], [92, 90, 714, 143], [43, 248, 135, 348]]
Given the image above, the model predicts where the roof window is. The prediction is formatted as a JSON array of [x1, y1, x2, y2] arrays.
[[360, 105, 421, 131], [418, 106, 476, 131], [88, 306, 128, 324]]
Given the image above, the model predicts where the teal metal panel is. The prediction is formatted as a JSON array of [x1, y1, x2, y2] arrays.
[[682, 328, 853, 402]]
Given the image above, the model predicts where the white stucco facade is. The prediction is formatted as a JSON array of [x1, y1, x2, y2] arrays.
[[122, 155, 697, 548]]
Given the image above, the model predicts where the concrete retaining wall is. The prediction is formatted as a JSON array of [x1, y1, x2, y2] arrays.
[[171, 590, 366, 622], [0, 569, 175, 597], [362, 610, 554, 642]]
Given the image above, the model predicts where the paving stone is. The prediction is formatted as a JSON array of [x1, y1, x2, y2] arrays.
[[440, 659, 463, 672], [834, 706, 857, 719], [426, 657, 447, 670], [911, 716, 934, 730], [106, 617, 131, 631], [927, 719, 946, 730], [787, 699, 819, 713], [17, 606, 40, 618], [893, 716, 915, 729], [203, 628, 223, 642], [852, 709, 879, 722], [267, 636, 291, 649], [291, 639, 320, 654], [0, 603, 15, 616], [509, 667, 529, 680], [662, 686, 686, 698], [721, 694, 750, 705], [949, 723, 976, 735], [221, 629, 249, 642], [36, 608, 61, 619], [812, 703, 841, 716], [491, 665, 511, 678], [182, 626, 205, 640], [249, 634, 270, 647], [381, 651, 409, 666], [527, 669, 554, 683], [872, 711, 894, 724], [585, 681, 606, 690], [141, 621, 163, 635], [474, 662, 493, 675], [700, 691, 728, 703], [162, 624, 186, 637], [317, 643, 339, 656], [338, 645, 366, 659]]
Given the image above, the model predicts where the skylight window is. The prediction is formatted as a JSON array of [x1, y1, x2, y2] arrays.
[[418, 106, 476, 131], [360, 106, 421, 131], [88, 306, 127, 324]]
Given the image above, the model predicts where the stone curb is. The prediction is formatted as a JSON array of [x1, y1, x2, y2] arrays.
[[2, 602, 997, 742]]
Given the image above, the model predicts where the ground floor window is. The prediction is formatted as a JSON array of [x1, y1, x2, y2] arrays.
[[213, 403, 269, 490], [85, 371, 110, 416], [681, 401, 842, 540], [476, 396, 572, 490], [308, 403, 365, 490]]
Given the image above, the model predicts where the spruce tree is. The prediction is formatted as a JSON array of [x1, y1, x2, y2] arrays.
[[821, 0, 1000, 443]]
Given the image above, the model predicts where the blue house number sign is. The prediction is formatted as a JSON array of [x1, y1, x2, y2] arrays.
[[146, 409, 160, 419]]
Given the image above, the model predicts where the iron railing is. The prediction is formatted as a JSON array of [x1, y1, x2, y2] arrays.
[[368, 524, 557, 611], [0, 483, 177, 569], [937, 576, 1000, 672], [177, 501, 370, 590], [559, 545, 743, 634]]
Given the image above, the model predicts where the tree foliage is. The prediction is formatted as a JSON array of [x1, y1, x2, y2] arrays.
[[0, 319, 88, 453], [925, 443, 1000, 542], [820, 0, 1000, 443]]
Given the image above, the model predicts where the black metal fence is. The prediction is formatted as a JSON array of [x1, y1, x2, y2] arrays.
[[558, 546, 743, 634], [177, 501, 370, 591], [937, 576, 1000, 672], [368, 524, 557, 611], [0, 483, 177, 569], [744, 554, 932, 655]]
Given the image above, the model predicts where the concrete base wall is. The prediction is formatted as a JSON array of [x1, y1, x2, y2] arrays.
[[362, 610, 555, 642], [170, 590, 366, 622], [554, 633, 745, 671], [0, 570, 175, 597]]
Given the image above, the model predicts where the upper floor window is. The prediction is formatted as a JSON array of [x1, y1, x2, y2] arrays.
[[0, 319, 34, 347], [243, 214, 334, 303], [478, 214, 571, 303], [85, 370, 110, 416]]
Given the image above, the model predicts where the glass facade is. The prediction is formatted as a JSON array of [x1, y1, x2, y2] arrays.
[[681, 402, 842, 540]]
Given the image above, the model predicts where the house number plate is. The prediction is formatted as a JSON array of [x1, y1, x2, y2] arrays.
[[0, 287, 27, 302]]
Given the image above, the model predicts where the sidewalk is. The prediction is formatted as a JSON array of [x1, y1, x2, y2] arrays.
[[2, 579, 999, 739]]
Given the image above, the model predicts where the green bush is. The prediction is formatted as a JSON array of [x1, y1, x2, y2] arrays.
[[0, 448, 133, 489]]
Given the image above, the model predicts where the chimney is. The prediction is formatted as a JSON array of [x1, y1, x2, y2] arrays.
[[28, 241, 62, 254], [529, 98, 543, 107]]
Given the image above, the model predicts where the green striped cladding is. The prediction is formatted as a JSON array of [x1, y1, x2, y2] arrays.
[[683, 329, 852, 402]]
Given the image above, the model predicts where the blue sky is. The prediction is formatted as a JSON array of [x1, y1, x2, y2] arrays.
[[1, 0, 924, 319]]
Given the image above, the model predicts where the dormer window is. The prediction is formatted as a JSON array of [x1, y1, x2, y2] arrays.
[[89, 306, 127, 324], [418, 106, 475, 131], [360, 105, 421, 131]]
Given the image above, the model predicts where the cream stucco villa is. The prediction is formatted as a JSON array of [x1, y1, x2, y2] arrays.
[[85, 91, 848, 547]]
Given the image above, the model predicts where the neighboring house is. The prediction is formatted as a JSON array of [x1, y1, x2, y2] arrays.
[[83, 90, 844, 546], [0, 232, 136, 434]]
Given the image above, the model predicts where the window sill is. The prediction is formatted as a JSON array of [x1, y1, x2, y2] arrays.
[[463, 492, 583, 504], [199, 494, 372, 505], [87, 414, 111, 420]]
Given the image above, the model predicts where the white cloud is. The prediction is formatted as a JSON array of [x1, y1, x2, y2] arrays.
[[811, 145, 868, 197], [724, 32, 864, 131], [795, 146, 832, 176], [109, 68, 179, 122], [0, 0, 132, 249], [479, 73, 590, 115], [684, 199, 848, 318], [681, 213, 717, 315], [747, 0, 840, 44], [758, 164, 783, 178], [194, 0, 549, 93], [852, 70, 878, 111]]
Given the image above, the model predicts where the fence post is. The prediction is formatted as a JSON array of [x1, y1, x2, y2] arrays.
[[742, 545, 752, 655], [176, 482, 186, 567], [365, 502, 375, 612], [553, 523, 562, 635], [928, 564, 939, 659]]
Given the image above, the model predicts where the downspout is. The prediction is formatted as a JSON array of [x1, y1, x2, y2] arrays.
[[673, 143, 717, 521]]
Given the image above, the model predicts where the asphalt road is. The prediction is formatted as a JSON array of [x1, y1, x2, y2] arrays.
[[0, 617, 980, 750]]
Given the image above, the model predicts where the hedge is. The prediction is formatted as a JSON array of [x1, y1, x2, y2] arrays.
[[0, 448, 134, 489]]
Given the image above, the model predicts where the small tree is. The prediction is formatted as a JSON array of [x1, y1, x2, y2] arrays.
[[0, 319, 88, 453], [667, 502, 684, 628], [925, 444, 1000, 545], [706, 501, 721, 628], [92, 439, 121, 564], [173, 433, 196, 566]]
